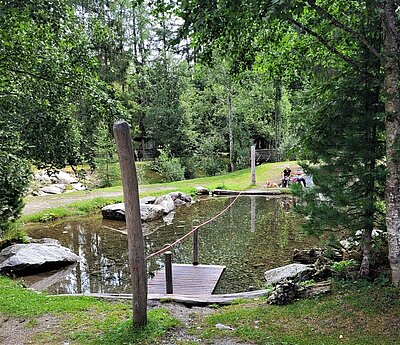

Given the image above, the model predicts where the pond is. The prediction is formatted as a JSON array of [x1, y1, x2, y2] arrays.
[[23, 196, 318, 295]]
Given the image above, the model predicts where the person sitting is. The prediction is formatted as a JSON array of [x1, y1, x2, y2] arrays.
[[293, 170, 307, 187]]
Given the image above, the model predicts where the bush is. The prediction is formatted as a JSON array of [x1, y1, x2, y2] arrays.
[[150, 149, 185, 182], [0, 127, 31, 237], [195, 154, 227, 176], [332, 260, 358, 279]]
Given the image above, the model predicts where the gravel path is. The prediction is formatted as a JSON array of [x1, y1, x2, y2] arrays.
[[23, 185, 174, 216]]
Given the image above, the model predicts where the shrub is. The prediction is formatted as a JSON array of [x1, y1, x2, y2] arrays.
[[0, 127, 31, 237], [150, 149, 185, 182], [332, 260, 357, 279]]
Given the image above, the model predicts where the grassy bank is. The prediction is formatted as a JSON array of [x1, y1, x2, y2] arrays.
[[1, 276, 399, 344], [22, 161, 295, 223], [197, 280, 400, 345]]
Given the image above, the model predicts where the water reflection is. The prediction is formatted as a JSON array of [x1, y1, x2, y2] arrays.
[[23, 196, 318, 294]]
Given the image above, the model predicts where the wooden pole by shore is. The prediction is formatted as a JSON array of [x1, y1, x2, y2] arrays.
[[113, 120, 147, 328], [251, 145, 256, 185]]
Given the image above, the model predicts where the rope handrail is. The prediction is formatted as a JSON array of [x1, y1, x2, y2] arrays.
[[145, 191, 243, 260]]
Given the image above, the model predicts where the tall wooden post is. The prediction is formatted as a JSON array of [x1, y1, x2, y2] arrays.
[[251, 145, 256, 185], [113, 120, 147, 328], [193, 230, 199, 266]]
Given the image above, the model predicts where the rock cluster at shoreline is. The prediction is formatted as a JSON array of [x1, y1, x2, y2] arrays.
[[101, 191, 193, 222]]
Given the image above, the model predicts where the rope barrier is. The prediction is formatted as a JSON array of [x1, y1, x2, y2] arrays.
[[145, 191, 243, 260]]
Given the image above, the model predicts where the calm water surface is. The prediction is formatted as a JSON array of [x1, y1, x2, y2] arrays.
[[23, 196, 318, 294]]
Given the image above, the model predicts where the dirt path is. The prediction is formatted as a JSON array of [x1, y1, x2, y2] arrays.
[[23, 185, 174, 216]]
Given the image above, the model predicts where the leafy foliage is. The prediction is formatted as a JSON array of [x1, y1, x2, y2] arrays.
[[0, 121, 30, 235], [150, 149, 185, 182]]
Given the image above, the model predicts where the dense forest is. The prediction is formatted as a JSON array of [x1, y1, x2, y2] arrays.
[[1, 0, 400, 287]]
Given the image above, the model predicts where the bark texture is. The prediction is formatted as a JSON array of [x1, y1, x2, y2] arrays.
[[383, 0, 400, 286]]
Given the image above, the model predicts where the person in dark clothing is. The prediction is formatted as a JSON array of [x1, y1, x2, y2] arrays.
[[281, 167, 291, 187]]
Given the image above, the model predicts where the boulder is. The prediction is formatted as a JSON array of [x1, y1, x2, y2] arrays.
[[140, 204, 165, 222], [195, 186, 210, 195], [102, 203, 126, 221], [154, 195, 176, 214], [264, 263, 315, 285], [40, 184, 65, 194], [101, 203, 165, 222], [168, 192, 193, 203], [174, 199, 187, 206], [53, 171, 78, 184], [0, 243, 80, 275], [140, 196, 156, 204]]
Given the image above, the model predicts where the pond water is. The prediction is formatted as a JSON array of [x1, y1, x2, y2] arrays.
[[23, 196, 318, 294]]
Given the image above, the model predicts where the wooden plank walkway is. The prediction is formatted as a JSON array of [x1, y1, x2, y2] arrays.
[[148, 264, 225, 295], [212, 189, 284, 196]]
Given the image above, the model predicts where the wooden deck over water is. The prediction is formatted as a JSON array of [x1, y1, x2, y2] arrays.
[[148, 264, 226, 295]]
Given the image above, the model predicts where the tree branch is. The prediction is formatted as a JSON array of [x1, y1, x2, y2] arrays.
[[304, 0, 383, 62], [288, 18, 373, 77]]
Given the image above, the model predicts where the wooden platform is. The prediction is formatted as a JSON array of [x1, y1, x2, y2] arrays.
[[212, 189, 285, 196], [148, 264, 225, 295]]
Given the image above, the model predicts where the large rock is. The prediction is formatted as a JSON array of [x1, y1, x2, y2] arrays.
[[0, 243, 80, 275], [140, 196, 156, 204], [40, 184, 65, 194], [168, 192, 193, 204], [264, 263, 315, 285], [53, 171, 78, 184], [140, 204, 165, 221], [101, 203, 165, 222], [154, 195, 176, 214], [102, 203, 126, 221]]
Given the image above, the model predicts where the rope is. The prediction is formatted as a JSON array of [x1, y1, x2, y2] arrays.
[[145, 191, 243, 260]]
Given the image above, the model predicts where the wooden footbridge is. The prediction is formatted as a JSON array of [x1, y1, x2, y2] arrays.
[[148, 263, 226, 296]]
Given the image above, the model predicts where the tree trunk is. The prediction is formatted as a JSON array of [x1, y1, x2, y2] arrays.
[[383, 0, 400, 286], [359, 228, 372, 279], [274, 79, 281, 161], [227, 92, 235, 172]]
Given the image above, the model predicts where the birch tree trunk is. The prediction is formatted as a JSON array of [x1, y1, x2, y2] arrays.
[[383, 0, 400, 286]]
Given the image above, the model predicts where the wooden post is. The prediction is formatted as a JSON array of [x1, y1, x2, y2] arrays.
[[251, 145, 256, 185], [113, 120, 147, 328], [193, 230, 199, 266], [165, 251, 173, 294]]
